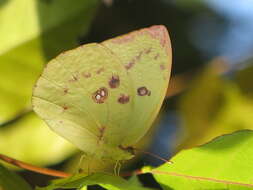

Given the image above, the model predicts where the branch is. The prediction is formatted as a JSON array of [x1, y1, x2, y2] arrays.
[[0, 153, 70, 178]]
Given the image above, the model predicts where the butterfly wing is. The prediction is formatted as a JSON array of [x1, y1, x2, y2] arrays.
[[102, 25, 172, 146], [32, 43, 134, 161], [33, 26, 172, 162]]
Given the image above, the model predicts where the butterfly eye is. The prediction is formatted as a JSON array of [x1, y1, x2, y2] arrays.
[[82, 72, 91, 78], [109, 75, 120, 88]]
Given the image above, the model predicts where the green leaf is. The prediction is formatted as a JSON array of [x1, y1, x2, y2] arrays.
[[37, 173, 152, 190], [152, 130, 253, 190], [0, 163, 32, 190], [128, 175, 143, 187], [178, 63, 253, 150], [0, 112, 77, 167], [0, 0, 99, 124]]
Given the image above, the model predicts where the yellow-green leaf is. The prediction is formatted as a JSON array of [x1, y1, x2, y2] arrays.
[[152, 130, 253, 190], [0, 112, 77, 167], [0, 0, 99, 124], [178, 63, 253, 149]]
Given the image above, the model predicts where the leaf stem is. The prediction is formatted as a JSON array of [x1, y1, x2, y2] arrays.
[[0, 153, 70, 178]]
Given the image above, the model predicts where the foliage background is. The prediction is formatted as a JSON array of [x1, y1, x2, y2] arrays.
[[1, 0, 253, 189]]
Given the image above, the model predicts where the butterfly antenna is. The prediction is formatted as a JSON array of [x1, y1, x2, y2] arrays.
[[133, 148, 173, 164]]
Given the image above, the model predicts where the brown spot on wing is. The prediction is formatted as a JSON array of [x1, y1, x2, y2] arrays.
[[62, 105, 68, 110], [154, 53, 159, 60], [124, 50, 144, 70], [82, 72, 91, 78], [109, 75, 120, 88], [137, 87, 151, 96], [118, 94, 130, 104], [63, 88, 69, 94], [144, 48, 152, 54], [125, 61, 135, 70], [92, 87, 108, 104], [136, 51, 143, 61], [96, 68, 105, 74], [160, 64, 166, 70], [97, 126, 106, 144]]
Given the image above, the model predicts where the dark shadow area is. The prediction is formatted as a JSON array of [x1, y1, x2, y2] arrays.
[[138, 173, 163, 190], [19, 171, 54, 189], [88, 185, 106, 190], [36, 0, 99, 62]]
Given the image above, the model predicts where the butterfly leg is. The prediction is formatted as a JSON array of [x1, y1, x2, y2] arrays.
[[117, 161, 122, 176], [72, 153, 88, 175], [113, 160, 122, 176], [114, 160, 119, 176]]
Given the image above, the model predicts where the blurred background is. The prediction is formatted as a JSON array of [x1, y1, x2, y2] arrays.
[[1, 0, 253, 188]]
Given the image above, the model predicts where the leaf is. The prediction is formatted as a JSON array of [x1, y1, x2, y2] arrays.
[[0, 0, 99, 124], [128, 175, 143, 187], [152, 130, 253, 190], [37, 173, 152, 190], [0, 112, 77, 167], [178, 62, 253, 149], [0, 163, 32, 190]]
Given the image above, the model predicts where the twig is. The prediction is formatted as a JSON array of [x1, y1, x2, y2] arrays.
[[0, 154, 70, 178]]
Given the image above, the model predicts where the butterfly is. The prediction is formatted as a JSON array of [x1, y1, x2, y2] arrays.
[[32, 25, 172, 172]]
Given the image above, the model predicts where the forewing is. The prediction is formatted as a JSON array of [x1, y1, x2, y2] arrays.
[[102, 25, 172, 146]]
